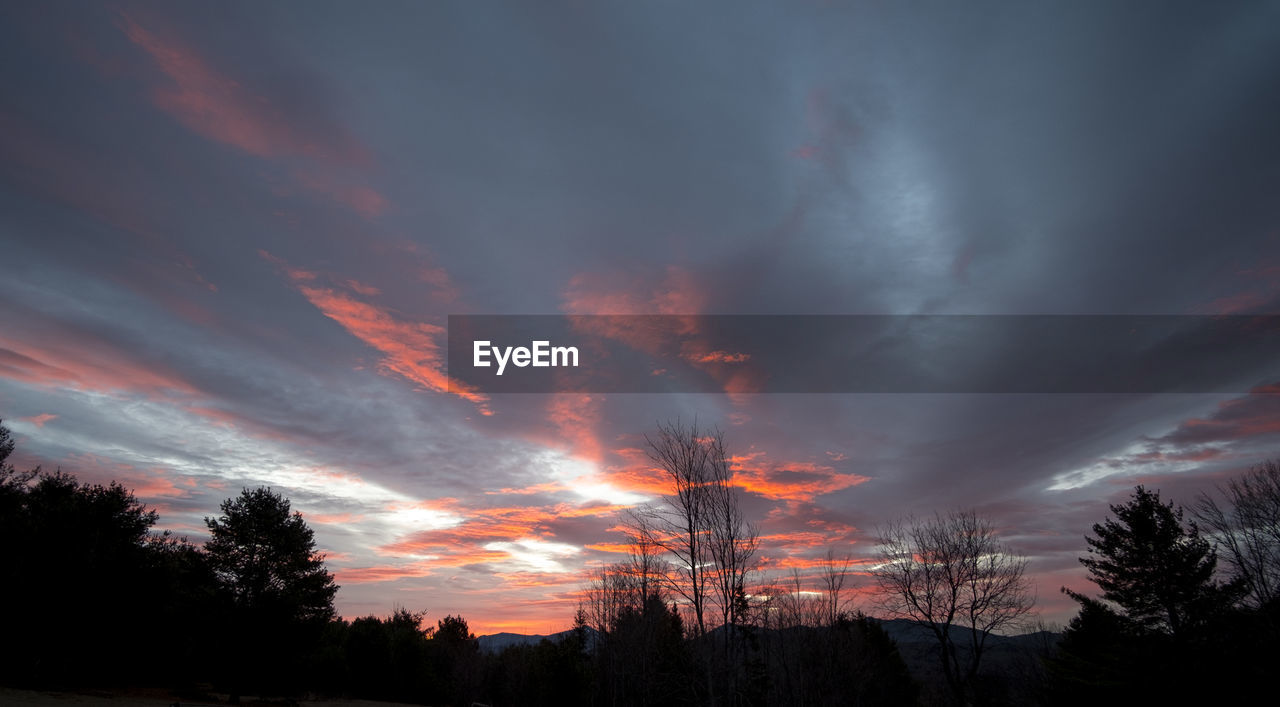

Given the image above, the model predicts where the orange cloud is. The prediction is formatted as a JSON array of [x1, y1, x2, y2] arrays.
[[118, 13, 368, 166], [0, 335, 197, 400], [562, 266, 706, 317], [558, 503, 633, 519], [683, 350, 751, 364], [492, 571, 585, 590], [371, 498, 620, 582], [59, 453, 193, 503], [758, 530, 836, 549], [335, 563, 438, 584], [304, 512, 366, 525], [561, 267, 769, 396], [561, 267, 705, 359], [264, 254, 486, 407], [583, 542, 635, 554], [545, 394, 603, 463], [761, 554, 877, 571], [600, 448, 670, 496], [464, 596, 585, 636], [379, 505, 560, 559], [729, 452, 870, 502], [488, 480, 568, 496]]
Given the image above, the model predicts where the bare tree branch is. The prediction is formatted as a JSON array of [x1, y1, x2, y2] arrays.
[[870, 510, 1034, 704], [1194, 459, 1280, 607]]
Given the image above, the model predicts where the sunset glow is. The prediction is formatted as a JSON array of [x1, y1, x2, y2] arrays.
[[3, 1, 1280, 641]]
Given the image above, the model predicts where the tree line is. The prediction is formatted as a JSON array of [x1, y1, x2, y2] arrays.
[[0, 419, 477, 703], [3, 416, 1279, 705]]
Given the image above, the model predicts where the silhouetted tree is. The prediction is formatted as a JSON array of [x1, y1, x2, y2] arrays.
[[0, 434, 164, 686], [481, 628, 593, 707], [1195, 459, 1280, 607], [22, 473, 158, 669], [338, 608, 435, 701], [634, 420, 761, 704], [430, 614, 481, 706], [607, 593, 697, 706], [0, 417, 38, 518], [205, 487, 338, 698], [0, 420, 231, 690], [641, 419, 721, 638], [0, 418, 14, 470], [1067, 485, 1236, 638], [1052, 485, 1250, 705], [753, 611, 918, 707], [1049, 594, 1150, 704], [435, 613, 476, 643], [1192, 460, 1280, 696], [870, 510, 1034, 705], [143, 531, 222, 686], [621, 509, 669, 610]]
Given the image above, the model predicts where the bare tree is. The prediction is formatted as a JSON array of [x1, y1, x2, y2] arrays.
[[776, 569, 826, 629], [581, 563, 629, 638], [620, 509, 669, 609], [640, 419, 722, 637], [633, 419, 763, 706], [819, 550, 855, 627], [754, 553, 855, 631], [706, 460, 759, 636], [580, 558, 691, 705], [1195, 459, 1280, 607], [870, 510, 1034, 705]]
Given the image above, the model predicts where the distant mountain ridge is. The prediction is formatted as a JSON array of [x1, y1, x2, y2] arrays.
[[867, 618, 1060, 680], [476, 620, 1058, 659], [476, 628, 583, 653]]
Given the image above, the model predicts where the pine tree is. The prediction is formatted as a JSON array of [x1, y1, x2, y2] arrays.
[[205, 487, 338, 623], [1052, 485, 1249, 704], [205, 487, 338, 696], [1067, 485, 1233, 638]]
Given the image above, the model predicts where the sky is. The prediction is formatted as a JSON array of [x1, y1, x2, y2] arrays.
[[2, 0, 1280, 634]]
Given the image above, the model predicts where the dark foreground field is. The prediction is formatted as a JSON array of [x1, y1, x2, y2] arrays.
[[0, 688, 420, 707]]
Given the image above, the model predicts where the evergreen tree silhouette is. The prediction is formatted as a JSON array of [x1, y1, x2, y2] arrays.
[[205, 487, 337, 699]]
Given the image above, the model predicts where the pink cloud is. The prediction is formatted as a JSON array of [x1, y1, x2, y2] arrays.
[[116, 14, 393, 223], [545, 394, 604, 463], [1196, 259, 1280, 314], [117, 13, 368, 166], [0, 333, 197, 400], [560, 266, 767, 395], [1156, 384, 1280, 445], [0, 112, 220, 307], [60, 453, 193, 503], [292, 169, 389, 218], [22, 413, 57, 428], [263, 253, 487, 407]]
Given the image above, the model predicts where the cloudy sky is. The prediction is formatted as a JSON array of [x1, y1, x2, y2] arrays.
[[2, 0, 1279, 633]]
